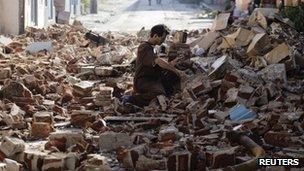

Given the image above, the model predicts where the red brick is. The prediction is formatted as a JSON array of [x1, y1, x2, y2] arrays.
[[31, 122, 54, 139], [264, 131, 293, 148]]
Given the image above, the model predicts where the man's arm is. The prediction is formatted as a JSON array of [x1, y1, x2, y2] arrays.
[[154, 57, 181, 77]]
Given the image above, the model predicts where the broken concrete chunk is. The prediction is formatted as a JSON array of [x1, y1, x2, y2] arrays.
[[25, 41, 53, 54], [259, 64, 287, 84], [208, 55, 229, 80], [0, 137, 25, 157], [99, 132, 131, 151], [264, 43, 291, 64], [212, 13, 230, 31]]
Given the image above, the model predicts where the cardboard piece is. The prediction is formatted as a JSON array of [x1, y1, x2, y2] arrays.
[[246, 33, 269, 56], [192, 31, 220, 51], [212, 13, 231, 31], [264, 43, 291, 64], [248, 11, 268, 29], [218, 28, 255, 49]]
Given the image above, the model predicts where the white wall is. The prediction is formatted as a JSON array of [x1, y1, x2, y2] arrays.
[[0, 0, 21, 35]]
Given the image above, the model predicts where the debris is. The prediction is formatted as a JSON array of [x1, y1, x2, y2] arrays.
[[0, 137, 25, 157], [212, 13, 231, 31], [25, 41, 53, 54], [0, 36, 13, 46], [264, 43, 291, 64], [229, 104, 257, 122], [99, 132, 132, 151]]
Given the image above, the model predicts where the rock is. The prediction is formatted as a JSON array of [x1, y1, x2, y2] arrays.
[[0, 137, 25, 157], [31, 122, 54, 139], [99, 132, 132, 151]]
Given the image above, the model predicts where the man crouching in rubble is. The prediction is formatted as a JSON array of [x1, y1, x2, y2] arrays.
[[129, 24, 184, 107]]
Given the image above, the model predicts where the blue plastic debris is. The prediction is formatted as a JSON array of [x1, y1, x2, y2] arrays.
[[229, 104, 257, 121]]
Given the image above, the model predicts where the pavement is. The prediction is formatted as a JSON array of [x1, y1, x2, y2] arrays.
[[77, 0, 214, 33]]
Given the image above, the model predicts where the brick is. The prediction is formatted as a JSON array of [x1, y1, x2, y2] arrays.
[[31, 122, 54, 139], [52, 105, 67, 116], [0, 68, 11, 79], [136, 156, 166, 171], [167, 151, 192, 171], [0, 137, 25, 157], [73, 81, 95, 97], [159, 125, 179, 142], [99, 132, 132, 151], [94, 66, 113, 76], [3, 158, 23, 171], [49, 130, 84, 147], [206, 147, 237, 168], [191, 78, 211, 95], [70, 110, 96, 128], [85, 154, 111, 170], [33, 111, 54, 125], [23, 150, 48, 171], [264, 131, 293, 148], [41, 153, 67, 171]]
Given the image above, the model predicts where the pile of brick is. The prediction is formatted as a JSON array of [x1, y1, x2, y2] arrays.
[[0, 8, 304, 170]]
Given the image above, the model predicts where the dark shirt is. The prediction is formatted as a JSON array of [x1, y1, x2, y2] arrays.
[[134, 42, 162, 89]]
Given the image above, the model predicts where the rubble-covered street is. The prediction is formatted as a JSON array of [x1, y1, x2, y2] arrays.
[[1, 1, 304, 171]]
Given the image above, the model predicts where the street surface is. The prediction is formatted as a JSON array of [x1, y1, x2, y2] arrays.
[[77, 0, 214, 33]]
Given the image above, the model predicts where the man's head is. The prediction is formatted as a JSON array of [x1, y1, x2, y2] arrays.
[[149, 24, 169, 45]]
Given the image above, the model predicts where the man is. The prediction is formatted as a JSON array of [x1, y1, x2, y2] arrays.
[[131, 24, 183, 107]]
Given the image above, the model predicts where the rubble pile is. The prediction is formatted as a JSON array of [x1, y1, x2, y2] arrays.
[[0, 8, 304, 170]]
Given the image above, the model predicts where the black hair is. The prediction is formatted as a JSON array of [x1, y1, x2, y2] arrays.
[[150, 24, 170, 38]]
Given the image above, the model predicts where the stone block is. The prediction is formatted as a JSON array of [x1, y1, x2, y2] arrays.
[[99, 132, 131, 151], [0, 137, 25, 157]]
